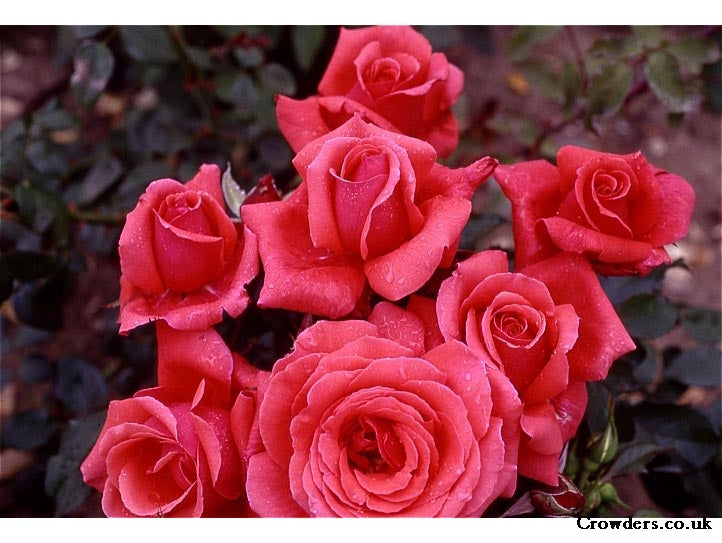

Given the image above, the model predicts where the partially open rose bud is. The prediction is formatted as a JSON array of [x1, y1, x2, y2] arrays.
[[530, 474, 585, 517], [118, 164, 259, 332]]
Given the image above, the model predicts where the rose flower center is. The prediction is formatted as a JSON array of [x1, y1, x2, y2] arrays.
[[591, 170, 630, 201], [491, 310, 538, 346], [360, 51, 421, 99], [159, 192, 216, 236], [345, 415, 405, 474]]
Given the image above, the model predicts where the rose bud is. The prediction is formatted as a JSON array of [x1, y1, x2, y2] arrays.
[[530, 474, 585, 517], [118, 164, 259, 332]]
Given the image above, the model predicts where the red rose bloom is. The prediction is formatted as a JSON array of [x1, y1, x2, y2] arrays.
[[277, 26, 464, 158], [242, 116, 496, 318], [245, 305, 522, 517], [435, 250, 635, 484], [494, 146, 695, 276], [118, 164, 258, 333], [81, 325, 266, 517]]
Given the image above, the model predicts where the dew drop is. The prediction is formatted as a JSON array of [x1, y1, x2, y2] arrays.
[[464, 372, 472, 381]]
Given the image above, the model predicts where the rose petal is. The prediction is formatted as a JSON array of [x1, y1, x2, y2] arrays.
[[156, 323, 233, 407], [241, 192, 366, 318], [365, 196, 471, 300], [520, 253, 635, 381], [184, 163, 224, 207], [642, 169, 695, 246], [119, 178, 185, 293], [368, 301, 427, 356], [494, 161, 562, 268], [246, 452, 308, 517]]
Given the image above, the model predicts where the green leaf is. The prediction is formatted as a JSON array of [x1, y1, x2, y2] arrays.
[[588, 63, 633, 116], [680, 306, 721, 343], [607, 443, 662, 477], [45, 412, 106, 516], [34, 108, 77, 132], [71, 41, 115, 107], [14, 267, 75, 330], [15, 182, 70, 246], [634, 26, 663, 49], [668, 36, 721, 72], [292, 26, 327, 72], [588, 37, 642, 59], [113, 160, 173, 209], [185, 45, 213, 70], [1, 410, 57, 449], [26, 139, 70, 176], [119, 26, 176, 64], [233, 46, 264, 68], [585, 381, 610, 435], [518, 60, 563, 102], [259, 62, 296, 96], [632, 341, 658, 387], [631, 404, 719, 467], [507, 26, 560, 61], [215, 72, 259, 114], [75, 157, 124, 207], [618, 293, 678, 339], [419, 26, 464, 51], [0, 251, 58, 281], [644, 51, 697, 113], [666, 346, 722, 388], [54, 357, 108, 414], [221, 163, 246, 218], [600, 261, 675, 305], [19, 355, 54, 383]]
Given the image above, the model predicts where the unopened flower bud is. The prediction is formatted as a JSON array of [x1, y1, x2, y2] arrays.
[[584, 483, 603, 512], [599, 481, 629, 508], [530, 474, 585, 517], [587, 421, 618, 466]]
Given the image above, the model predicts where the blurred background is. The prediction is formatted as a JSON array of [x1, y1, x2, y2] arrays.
[[0, 26, 720, 517]]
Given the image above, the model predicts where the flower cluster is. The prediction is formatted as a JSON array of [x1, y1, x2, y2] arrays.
[[82, 26, 695, 517]]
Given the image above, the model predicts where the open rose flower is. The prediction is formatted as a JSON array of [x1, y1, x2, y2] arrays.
[[277, 25, 464, 158], [81, 325, 266, 517], [118, 164, 258, 333], [245, 305, 522, 517], [242, 116, 496, 318], [494, 146, 695, 276], [435, 250, 635, 484]]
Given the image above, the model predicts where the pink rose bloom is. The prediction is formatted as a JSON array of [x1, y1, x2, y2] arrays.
[[245, 303, 522, 517], [494, 146, 695, 276], [118, 164, 259, 333], [434, 250, 635, 484], [81, 324, 266, 517], [242, 116, 496, 318], [277, 26, 464, 158]]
